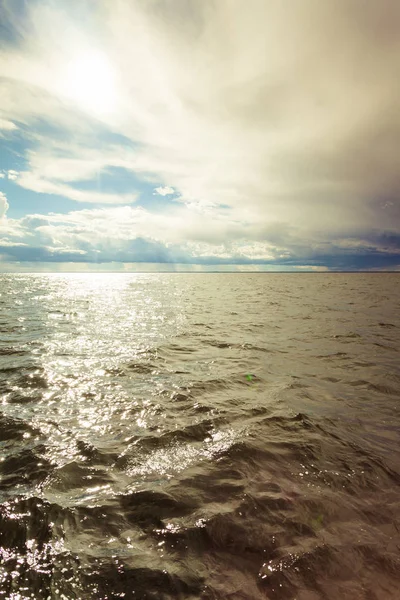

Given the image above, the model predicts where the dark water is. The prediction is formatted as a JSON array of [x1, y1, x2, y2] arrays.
[[0, 273, 399, 600]]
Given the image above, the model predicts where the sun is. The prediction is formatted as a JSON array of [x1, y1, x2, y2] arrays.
[[61, 50, 117, 116]]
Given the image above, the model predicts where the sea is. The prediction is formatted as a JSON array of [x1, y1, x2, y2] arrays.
[[0, 272, 399, 600]]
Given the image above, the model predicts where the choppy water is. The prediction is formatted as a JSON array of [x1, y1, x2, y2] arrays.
[[0, 273, 399, 600]]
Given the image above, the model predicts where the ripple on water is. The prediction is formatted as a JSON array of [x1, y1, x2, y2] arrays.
[[0, 273, 399, 599]]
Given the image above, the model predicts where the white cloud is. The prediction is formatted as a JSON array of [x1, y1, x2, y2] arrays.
[[0, 192, 9, 219], [0, 173, 5, 178], [16, 170, 138, 204], [7, 170, 19, 181], [0, 119, 17, 131], [154, 186, 175, 196]]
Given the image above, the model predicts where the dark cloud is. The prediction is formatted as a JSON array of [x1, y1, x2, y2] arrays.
[[1, 234, 399, 270], [0, 244, 89, 263]]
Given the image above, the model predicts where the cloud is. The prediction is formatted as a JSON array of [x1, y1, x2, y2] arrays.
[[0, 119, 17, 131], [0, 0, 399, 268], [0, 202, 397, 269], [16, 170, 139, 204], [7, 170, 19, 181], [0, 192, 9, 219], [154, 186, 175, 196]]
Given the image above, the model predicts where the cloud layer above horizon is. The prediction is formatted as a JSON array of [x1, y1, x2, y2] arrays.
[[0, 0, 399, 270]]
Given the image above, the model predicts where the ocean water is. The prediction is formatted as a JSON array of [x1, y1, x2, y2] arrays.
[[0, 272, 399, 600]]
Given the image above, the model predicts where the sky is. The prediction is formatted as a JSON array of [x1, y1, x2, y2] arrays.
[[0, 0, 399, 272]]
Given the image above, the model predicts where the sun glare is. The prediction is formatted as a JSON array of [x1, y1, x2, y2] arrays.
[[61, 51, 117, 116]]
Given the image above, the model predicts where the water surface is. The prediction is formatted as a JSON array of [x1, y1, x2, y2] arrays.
[[0, 273, 399, 599]]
